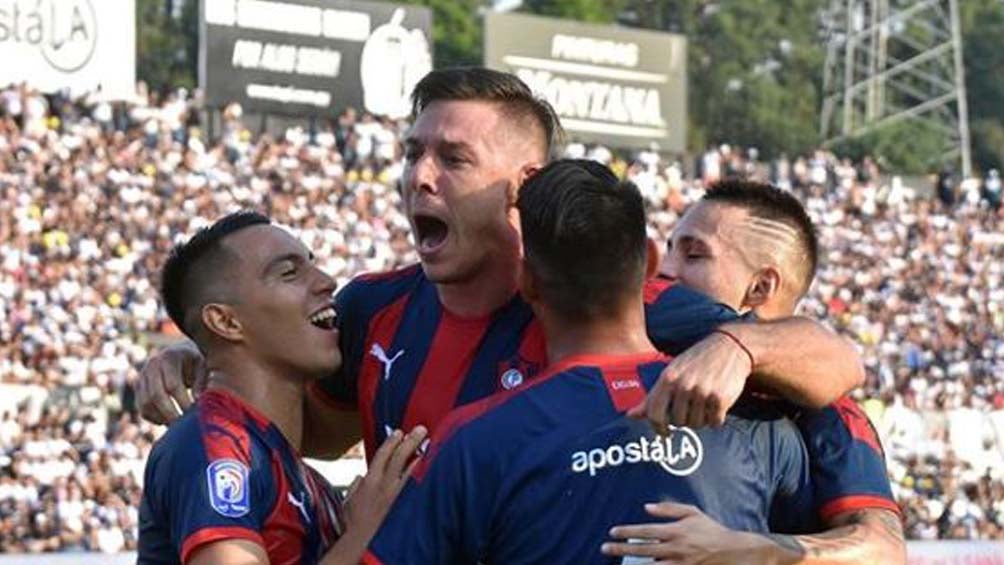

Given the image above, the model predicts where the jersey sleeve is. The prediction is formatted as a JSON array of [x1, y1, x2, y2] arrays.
[[145, 422, 276, 563], [315, 277, 369, 407], [364, 422, 498, 564], [764, 418, 817, 534], [643, 280, 741, 355], [796, 396, 901, 524]]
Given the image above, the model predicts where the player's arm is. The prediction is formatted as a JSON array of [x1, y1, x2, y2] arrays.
[[727, 318, 864, 409], [188, 539, 269, 565], [761, 508, 906, 564], [602, 504, 905, 565], [635, 316, 863, 429], [318, 427, 428, 565]]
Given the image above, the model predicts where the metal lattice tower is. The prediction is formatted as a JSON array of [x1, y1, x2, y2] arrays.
[[820, 0, 971, 176]]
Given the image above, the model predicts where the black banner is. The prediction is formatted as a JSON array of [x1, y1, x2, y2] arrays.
[[200, 0, 432, 118]]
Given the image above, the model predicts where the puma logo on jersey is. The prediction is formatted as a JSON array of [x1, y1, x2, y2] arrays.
[[287, 491, 311, 524], [370, 343, 405, 381]]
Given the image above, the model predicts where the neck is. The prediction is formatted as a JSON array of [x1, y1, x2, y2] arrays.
[[539, 300, 656, 365], [435, 256, 520, 319], [204, 353, 305, 452]]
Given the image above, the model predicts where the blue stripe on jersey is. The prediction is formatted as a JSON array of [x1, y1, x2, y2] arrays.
[[370, 276, 442, 444]]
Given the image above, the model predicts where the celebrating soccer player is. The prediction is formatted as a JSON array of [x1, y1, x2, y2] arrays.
[[137, 212, 426, 565], [604, 181, 905, 564]]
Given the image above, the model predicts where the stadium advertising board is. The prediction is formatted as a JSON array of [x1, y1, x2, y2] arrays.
[[485, 11, 687, 152], [0, 0, 136, 98], [200, 0, 432, 118]]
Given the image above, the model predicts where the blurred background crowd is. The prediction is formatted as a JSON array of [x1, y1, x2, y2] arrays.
[[1, 84, 1002, 554]]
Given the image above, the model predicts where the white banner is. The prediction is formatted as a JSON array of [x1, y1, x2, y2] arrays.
[[907, 541, 1004, 564], [0, 0, 136, 99]]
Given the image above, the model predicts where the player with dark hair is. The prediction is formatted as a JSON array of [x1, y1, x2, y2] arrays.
[[607, 180, 905, 564], [363, 159, 815, 564], [138, 211, 426, 565], [137, 67, 895, 554]]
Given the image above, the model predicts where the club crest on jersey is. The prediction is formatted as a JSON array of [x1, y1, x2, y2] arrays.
[[500, 368, 524, 390], [206, 459, 250, 518], [497, 356, 539, 391], [570, 426, 704, 477]]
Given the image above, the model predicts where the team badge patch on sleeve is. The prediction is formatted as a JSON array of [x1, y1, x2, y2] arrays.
[[206, 459, 251, 518]]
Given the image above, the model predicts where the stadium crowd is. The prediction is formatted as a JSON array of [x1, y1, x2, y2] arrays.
[[0, 83, 1002, 553]]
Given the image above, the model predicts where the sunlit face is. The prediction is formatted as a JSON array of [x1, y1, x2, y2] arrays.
[[660, 202, 757, 312], [401, 100, 537, 285], [222, 225, 341, 379]]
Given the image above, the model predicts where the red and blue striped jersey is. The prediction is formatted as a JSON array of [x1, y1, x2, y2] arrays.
[[796, 396, 901, 523], [318, 265, 898, 522], [317, 265, 736, 457], [363, 352, 815, 564], [138, 390, 344, 564]]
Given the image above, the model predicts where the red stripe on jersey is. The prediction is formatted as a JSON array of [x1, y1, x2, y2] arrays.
[[359, 294, 410, 457], [600, 367, 647, 412], [819, 495, 902, 523], [361, 550, 388, 565], [643, 276, 674, 305], [260, 453, 306, 565], [181, 526, 265, 564], [517, 319, 548, 368], [198, 391, 254, 463], [401, 315, 490, 434], [832, 396, 884, 456]]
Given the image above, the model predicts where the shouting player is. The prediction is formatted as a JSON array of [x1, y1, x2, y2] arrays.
[[606, 181, 905, 564], [364, 159, 815, 563], [137, 212, 426, 565]]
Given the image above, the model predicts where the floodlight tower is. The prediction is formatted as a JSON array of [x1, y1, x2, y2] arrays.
[[819, 0, 971, 176]]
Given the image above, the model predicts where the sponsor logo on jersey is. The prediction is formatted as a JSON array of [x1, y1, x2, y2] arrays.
[[207, 459, 251, 518], [570, 427, 703, 477]]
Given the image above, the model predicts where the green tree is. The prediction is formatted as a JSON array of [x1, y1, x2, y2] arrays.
[[408, 0, 484, 67], [959, 0, 1004, 173], [136, 0, 198, 92]]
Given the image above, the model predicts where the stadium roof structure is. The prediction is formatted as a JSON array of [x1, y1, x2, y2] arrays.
[[820, 0, 972, 176]]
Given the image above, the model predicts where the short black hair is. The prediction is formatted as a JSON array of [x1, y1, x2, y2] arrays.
[[410, 67, 564, 158], [703, 180, 818, 292], [160, 211, 270, 348], [517, 159, 647, 322]]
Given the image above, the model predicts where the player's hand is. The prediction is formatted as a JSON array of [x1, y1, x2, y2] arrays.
[[602, 502, 775, 564], [137, 340, 208, 425], [341, 426, 428, 539], [627, 330, 752, 430]]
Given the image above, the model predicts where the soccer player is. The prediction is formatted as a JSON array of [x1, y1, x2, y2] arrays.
[[363, 159, 815, 563], [138, 68, 890, 552], [137, 212, 426, 565], [605, 180, 905, 564]]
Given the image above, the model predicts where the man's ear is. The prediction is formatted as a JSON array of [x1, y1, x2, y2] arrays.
[[743, 267, 781, 309], [510, 163, 542, 205], [201, 303, 244, 343], [644, 237, 661, 279], [518, 262, 540, 304]]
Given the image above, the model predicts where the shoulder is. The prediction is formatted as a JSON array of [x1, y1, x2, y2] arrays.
[[797, 396, 885, 456], [338, 264, 424, 304], [413, 371, 566, 481]]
